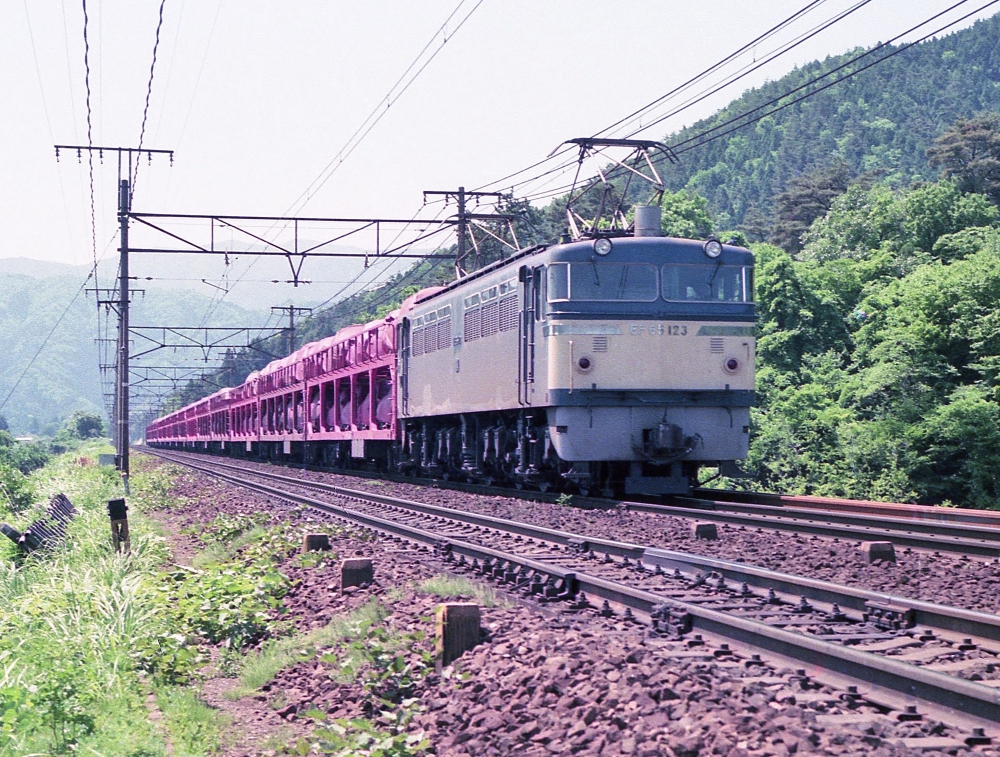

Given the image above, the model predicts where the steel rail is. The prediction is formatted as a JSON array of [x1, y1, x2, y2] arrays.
[[623, 499, 1000, 557], [147, 448, 1000, 645], [144, 445, 1000, 556], [664, 495, 1000, 544], [692, 488, 1000, 528], [148, 448, 1000, 723]]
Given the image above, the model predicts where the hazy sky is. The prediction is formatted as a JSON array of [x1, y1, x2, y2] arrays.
[[1, 0, 995, 295]]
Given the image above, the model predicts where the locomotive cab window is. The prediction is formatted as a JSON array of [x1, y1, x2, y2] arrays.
[[532, 266, 545, 320], [547, 263, 568, 302], [662, 264, 752, 303], [547, 262, 657, 302]]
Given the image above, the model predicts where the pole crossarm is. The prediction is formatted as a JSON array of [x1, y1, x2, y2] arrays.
[[129, 325, 284, 360], [423, 187, 523, 278], [125, 212, 460, 286]]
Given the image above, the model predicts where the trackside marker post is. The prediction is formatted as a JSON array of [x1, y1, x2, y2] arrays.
[[340, 558, 373, 591], [107, 498, 130, 553], [302, 533, 331, 553], [435, 602, 481, 668]]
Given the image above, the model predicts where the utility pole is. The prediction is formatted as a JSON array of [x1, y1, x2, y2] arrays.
[[118, 178, 130, 482], [271, 306, 313, 355], [422, 187, 513, 277], [56, 144, 173, 491]]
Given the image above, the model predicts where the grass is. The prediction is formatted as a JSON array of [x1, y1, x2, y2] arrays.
[[416, 574, 501, 607], [0, 443, 176, 756], [156, 685, 231, 757], [228, 599, 391, 700], [0, 446, 273, 756]]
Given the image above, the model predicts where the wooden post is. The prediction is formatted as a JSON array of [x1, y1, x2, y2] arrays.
[[107, 498, 130, 553], [340, 558, 373, 591], [302, 533, 331, 553], [691, 522, 718, 540], [436, 602, 481, 668]]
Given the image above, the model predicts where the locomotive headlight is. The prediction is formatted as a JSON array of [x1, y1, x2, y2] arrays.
[[594, 237, 613, 256], [724, 357, 740, 373], [576, 355, 594, 373], [704, 238, 723, 258]]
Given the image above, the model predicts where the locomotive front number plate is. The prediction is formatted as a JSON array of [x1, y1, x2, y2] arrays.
[[629, 323, 689, 336]]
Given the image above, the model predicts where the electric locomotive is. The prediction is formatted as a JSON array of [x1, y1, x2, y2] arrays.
[[397, 205, 755, 496], [146, 139, 756, 497]]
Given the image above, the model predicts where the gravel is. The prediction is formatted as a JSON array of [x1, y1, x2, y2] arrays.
[[199, 458, 1000, 616], [146, 457, 1000, 756]]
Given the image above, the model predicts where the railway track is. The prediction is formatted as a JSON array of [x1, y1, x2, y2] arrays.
[[692, 488, 1000, 528], [144, 444, 1000, 558], [146, 447, 1000, 732], [632, 496, 1000, 558]]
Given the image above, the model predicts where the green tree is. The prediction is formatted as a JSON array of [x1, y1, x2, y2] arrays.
[[906, 386, 1000, 508], [659, 189, 714, 238], [67, 411, 104, 439], [769, 161, 853, 254], [927, 113, 1000, 204]]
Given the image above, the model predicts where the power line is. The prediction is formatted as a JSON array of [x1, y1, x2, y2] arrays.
[[81, 0, 98, 278], [132, 0, 168, 197], [287, 0, 487, 217], [671, 0, 991, 155], [475, 0, 837, 194], [497, 0, 993, 210], [615, 0, 875, 140], [194, 0, 486, 325]]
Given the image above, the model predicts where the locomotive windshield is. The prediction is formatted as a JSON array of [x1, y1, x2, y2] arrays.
[[661, 264, 751, 302], [547, 262, 753, 303], [547, 262, 658, 302]]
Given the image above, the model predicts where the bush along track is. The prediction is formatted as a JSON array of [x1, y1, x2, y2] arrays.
[[0, 445, 301, 756], [139, 454, 1000, 757], [0, 442, 198, 756]]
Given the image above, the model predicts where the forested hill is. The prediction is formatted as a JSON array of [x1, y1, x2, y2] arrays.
[[0, 268, 268, 435], [664, 13, 1000, 229]]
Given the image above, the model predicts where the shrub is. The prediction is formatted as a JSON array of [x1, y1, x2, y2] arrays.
[[0, 464, 33, 514]]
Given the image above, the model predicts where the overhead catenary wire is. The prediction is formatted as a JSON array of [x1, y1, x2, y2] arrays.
[[487, 0, 881, 203], [475, 0, 837, 194], [193, 0, 486, 326], [195, 0, 848, 364], [668, 0, 993, 154], [151, 2, 987, 414], [506, 0, 993, 209], [132, 0, 168, 198]]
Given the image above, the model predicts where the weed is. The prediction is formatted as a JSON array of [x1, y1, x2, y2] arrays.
[[156, 685, 230, 757], [0, 463, 34, 514], [229, 626, 337, 699], [0, 442, 173, 756], [310, 712, 429, 756], [296, 548, 339, 569], [416, 574, 500, 607], [556, 492, 574, 506], [186, 511, 268, 545]]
